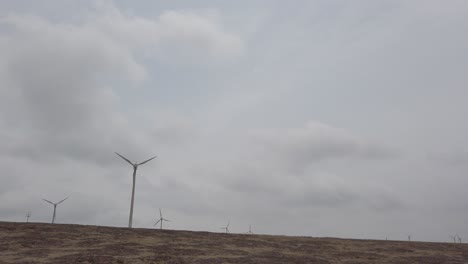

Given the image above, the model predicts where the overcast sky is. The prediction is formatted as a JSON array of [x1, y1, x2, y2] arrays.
[[1, 0, 468, 243]]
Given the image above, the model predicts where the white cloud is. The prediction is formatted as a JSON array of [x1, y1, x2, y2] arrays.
[[87, 2, 244, 63]]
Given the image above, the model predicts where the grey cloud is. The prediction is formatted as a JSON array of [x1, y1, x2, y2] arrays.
[[249, 122, 395, 172], [204, 123, 399, 212], [365, 193, 405, 212], [224, 165, 404, 212], [282, 188, 359, 208], [0, 14, 146, 165], [227, 175, 359, 208], [0, 8, 217, 165], [427, 150, 468, 167]]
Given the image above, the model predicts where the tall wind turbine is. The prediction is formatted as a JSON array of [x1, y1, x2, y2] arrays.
[[220, 221, 230, 233], [42, 197, 68, 224], [115, 152, 157, 228], [154, 208, 170, 229]]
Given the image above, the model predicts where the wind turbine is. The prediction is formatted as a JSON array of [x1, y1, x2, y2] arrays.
[[42, 197, 68, 224], [115, 152, 157, 228], [25, 212, 31, 223], [450, 235, 458, 243], [220, 221, 230, 233], [154, 208, 170, 229], [247, 225, 253, 234]]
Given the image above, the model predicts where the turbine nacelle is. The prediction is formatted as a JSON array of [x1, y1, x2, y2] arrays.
[[115, 152, 157, 169]]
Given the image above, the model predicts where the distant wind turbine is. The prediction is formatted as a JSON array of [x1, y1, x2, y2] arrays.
[[247, 225, 253, 234], [154, 208, 170, 229], [42, 197, 69, 224], [115, 152, 157, 228], [25, 212, 31, 223], [220, 221, 230, 233], [450, 235, 457, 243]]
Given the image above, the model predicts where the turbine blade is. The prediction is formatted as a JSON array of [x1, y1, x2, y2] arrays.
[[138, 156, 157, 166], [154, 219, 161, 226], [57, 197, 69, 204], [115, 152, 134, 166], [42, 199, 54, 205], [159, 208, 162, 218], [163, 219, 170, 222]]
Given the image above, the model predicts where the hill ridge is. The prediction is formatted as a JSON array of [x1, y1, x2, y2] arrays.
[[0, 221, 466, 263]]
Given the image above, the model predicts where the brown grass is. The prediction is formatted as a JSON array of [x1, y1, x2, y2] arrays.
[[0, 221, 466, 263]]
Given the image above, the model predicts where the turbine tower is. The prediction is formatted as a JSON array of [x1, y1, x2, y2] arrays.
[[115, 152, 156, 228], [42, 197, 68, 224], [220, 221, 230, 233], [154, 208, 170, 229], [26, 212, 31, 223]]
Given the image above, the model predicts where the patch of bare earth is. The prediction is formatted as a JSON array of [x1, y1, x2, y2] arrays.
[[0, 222, 466, 263]]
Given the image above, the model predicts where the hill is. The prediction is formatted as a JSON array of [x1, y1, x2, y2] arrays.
[[0, 221, 466, 263]]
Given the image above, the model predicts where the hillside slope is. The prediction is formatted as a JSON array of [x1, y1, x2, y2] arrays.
[[0, 222, 466, 263]]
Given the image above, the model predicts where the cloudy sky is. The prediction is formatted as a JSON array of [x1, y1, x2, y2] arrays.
[[1, 0, 467, 242]]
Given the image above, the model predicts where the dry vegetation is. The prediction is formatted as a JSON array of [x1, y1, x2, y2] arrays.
[[0, 221, 466, 263]]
